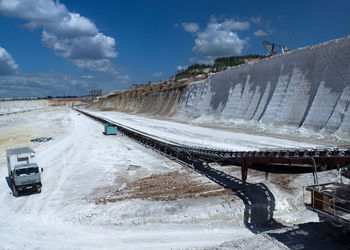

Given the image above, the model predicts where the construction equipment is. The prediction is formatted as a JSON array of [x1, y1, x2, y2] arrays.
[[6, 147, 43, 196], [263, 41, 289, 56], [91, 89, 102, 101], [304, 179, 350, 230]]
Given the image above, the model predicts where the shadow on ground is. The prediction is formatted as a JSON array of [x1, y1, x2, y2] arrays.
[[5, 176, 12, 190], [192, 161, 283, 233], [266, 221, 350, 249], [189, 161, 349, 248], [5, 176, 40, 197]]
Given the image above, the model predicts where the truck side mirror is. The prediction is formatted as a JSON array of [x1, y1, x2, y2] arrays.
[[41, 168, 43, 172]]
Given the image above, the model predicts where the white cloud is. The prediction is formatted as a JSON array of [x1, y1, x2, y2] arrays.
[[190, 18, 248, 58], [72, 59, 116, 73], [221, 19, 250, 30], [41, 30, 68, 52], [69, 33, 117, 59], [189, 57, 197, 63], [182, 22, 199, 34], [182, 17, 249, 59], [51, 12, 98, 38], [81, 75, 95, 79], [0, 46, 18, 75], [0, 0, 97, 38], [266, 20, 272, 28], [0, 72, 92, 97], [0, 0, 117, 74], [153, 72, 163, 77], [0, 71, 130, 98], [250, 17, 262, 25], [0, 0, 66, 23], [254, 29, 268, 37], [42, 31, 117, 61]]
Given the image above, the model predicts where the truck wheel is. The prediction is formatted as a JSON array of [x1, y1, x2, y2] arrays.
[[12, 185, 18, 196]]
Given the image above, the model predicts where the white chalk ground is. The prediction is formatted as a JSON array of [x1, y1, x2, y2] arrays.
[[87, 110, 323, 151], [0, 100, 49, 115], [0, 106, 44, 116], [0, 107, 347, 249]]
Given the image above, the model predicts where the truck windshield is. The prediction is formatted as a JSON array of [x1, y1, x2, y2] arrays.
[[15, 167, 39, 176]]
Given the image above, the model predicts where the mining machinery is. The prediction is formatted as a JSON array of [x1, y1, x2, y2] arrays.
[[263, 41, 289, 56]]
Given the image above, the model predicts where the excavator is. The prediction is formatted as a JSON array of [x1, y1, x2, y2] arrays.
[[263, 40, 289, 56]]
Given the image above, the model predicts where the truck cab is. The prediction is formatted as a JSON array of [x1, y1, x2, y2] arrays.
[[6, 147, 42, 196]]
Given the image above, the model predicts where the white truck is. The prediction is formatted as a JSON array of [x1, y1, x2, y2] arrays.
[[6, 147, 42, 196]]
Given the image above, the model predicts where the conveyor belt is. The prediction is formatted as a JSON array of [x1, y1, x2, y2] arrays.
[[76, 108, 350, 184]]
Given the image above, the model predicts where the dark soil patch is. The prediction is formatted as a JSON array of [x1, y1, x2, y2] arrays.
[[269, 174, 298, 193], [91, 171, 233, 205]]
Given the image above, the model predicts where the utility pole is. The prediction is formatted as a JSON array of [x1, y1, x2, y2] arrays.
[[292, 32, 295, 50]]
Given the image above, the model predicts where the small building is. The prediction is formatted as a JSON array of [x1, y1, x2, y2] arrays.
[[104, 123, 118, 135]]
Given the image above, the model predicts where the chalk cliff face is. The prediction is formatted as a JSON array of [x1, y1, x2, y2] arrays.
[[93, 37, 350, 141], [92, 81, 189, 116], [179, 37, 350, 138]]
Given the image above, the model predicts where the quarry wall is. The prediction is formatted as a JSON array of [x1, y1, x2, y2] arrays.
[[180, 37, 350, 139], [93, 37, 350, 141], [92, 79, 195, 116]]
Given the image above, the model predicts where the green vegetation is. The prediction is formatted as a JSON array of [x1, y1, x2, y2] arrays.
[[214, 54, 266, 69], [175, 54, 267, 80], [175, 63, 211, 80]]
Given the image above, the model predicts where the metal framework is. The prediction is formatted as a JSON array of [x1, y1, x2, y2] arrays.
[[263, 41, 289, 56], [304, 182, 350, 229], [76, 109, 350, 185]]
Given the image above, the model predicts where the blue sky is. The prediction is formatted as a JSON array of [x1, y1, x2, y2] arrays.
[[0, 0, 349, 97]]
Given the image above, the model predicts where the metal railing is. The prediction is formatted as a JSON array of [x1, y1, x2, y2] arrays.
[[303, 182, 350, 222]]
